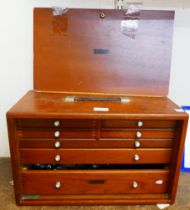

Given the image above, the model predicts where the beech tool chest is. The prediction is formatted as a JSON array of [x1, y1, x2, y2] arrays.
[[7, 8, 188, 205]]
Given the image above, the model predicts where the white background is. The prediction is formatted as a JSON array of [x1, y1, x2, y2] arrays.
[[0, 0, 190, 157]]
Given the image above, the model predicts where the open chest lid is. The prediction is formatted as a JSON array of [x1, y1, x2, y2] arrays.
[[34, 8, 174, 97]]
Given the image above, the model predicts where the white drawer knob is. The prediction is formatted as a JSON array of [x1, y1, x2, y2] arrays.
[[134, 141, 141, 148], [155, 180, 164, 185], [55, 181, 61, 189], [54, 141, 61, 148], [54, 120, 60, 127], [54, 131, 60, 138], [132, 181, 138, 188], [136, 131, 142, 138], [55, 155, 61, 162], [134, 154, 140, 161], [137, 120, 143, 127]]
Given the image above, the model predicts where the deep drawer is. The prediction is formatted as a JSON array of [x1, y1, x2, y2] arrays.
[[100, 130, 175, 139], [21, 170, 169, 195], [101, 120, 176, 129], [20, 148, 172, 164]]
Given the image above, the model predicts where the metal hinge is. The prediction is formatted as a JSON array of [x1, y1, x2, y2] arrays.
[[115, 0, 142, 9]]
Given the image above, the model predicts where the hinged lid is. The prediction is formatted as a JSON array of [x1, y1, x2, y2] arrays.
[[34, 8, 174, 96]]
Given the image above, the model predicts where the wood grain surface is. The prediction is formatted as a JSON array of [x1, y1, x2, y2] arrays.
[[34, 9, 174, 96]]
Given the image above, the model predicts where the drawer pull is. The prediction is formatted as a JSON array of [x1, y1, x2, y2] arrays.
[[137, 120, 143, 127], [54, 131, 60, 138], [136, 131, 142, 138], [55, 181, 61, 189], [134, 141, 141, 148], [54, 120, 60, 127], [134, 154, 140, 161], [132, 181, 138, 188], [89, 180, 105, 184], [155, 180, 164, 185], [54, 141, 61, 148], [55, 155, 61, 162]]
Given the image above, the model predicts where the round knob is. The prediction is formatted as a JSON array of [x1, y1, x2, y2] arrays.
[[137, 120, 143, 127], [54, 141, 61, 148], [134, 141, 141, 148], [136, 131, 142, 138], [134, 154, 140, 161], [55, 181, 61, 189], [100, 12, 106, 19], [54, 131, 60, 138], [55, 155, 61, 162], [54, 120, 60, 127], [132, 181, 138, 188]]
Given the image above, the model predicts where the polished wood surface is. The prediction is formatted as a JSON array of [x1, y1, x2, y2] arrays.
[[19, 138, 174, 148], [7, 91, 187, 119], [7, 91, 188, 205], [21, 170, 169, 195], [34, 9, 174, 96], [6, 8, 189, 206], [19, 148, 172, 164]]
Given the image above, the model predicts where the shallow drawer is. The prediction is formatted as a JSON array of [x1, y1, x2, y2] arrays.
[[101, 120, 176, 129], [21, 170, 169, 195], [17, 129, 96, 139], [20, 148, 172, 164], [19, 138, 173, 148], [16, 119, 97, 129], [101, 130, 175, 139]]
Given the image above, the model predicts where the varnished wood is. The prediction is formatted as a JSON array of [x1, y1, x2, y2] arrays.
[[19, 148, 172, 164], [101, 120, 177, 128], [101, 129, 175, 139], [7, 91, 187, 119], [19, 138, 174, 148], [6, 8, 189, 206], [21, 170, 169, 195], [34, 9, 174, 96]]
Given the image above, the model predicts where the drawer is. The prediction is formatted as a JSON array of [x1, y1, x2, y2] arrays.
[[16, 119, 97, 129], [101, 120, 176, 129], [100, 130, 175, 139], [20, 148, 172, 164], [21, 170, 169, 195], [19, 138, 173, 148], [17, 129, 96, 139]]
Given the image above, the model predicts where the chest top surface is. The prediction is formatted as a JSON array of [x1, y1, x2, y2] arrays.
[[34, 8, 174, 96], [7, 91, 188, 119]]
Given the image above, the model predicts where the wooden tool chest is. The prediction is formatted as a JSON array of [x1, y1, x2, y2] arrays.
[[7, 8, 188, 205]]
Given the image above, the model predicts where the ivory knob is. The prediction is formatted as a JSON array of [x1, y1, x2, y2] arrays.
[[134, 154, 140, 161], [137, 120, 143, 127], [54, 131, 60, 138], [134, 141, 141, 148], [54, 120, 60, 127], [136, 131, 142, 138], [54, 141, 61, 148], [132, 181, 138, 188], [55, 155, 61, 162], [55, 181, 61, 189]]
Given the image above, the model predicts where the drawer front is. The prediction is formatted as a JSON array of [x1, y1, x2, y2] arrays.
[[19, 138, 174, 148], [101, 120, 176, 129], [101, 130, 175, 139], [17, 129, 96, 139], [20, 148, 172, 164], [16, 119, 97, 129], [21, 170, 169, 195]]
